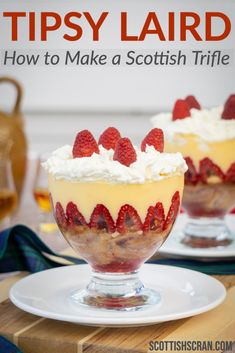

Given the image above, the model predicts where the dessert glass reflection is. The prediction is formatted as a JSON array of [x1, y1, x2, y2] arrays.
[[152, 95, 235, 248], [44, 128, 186, 310]]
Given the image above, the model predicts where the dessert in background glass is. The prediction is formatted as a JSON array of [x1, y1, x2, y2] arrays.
[[152, 95, 235, 248], [0, 158, 17, 230], [33, 154, 58, 235], [43, 127, 186, 310]]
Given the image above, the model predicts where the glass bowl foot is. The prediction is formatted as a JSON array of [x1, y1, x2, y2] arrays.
[[70, 270, 161, 311], [181, 217, 233, 248]]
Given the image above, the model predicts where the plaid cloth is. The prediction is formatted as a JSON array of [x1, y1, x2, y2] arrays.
[[0, 336, 23, 353], [0, 224, 235, 275], [0, 225, 84, 273], [148, 258, 235, 275]]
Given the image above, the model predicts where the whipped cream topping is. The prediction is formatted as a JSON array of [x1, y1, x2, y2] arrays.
[[43, 145, 187, 184], [151, 107, 235, 142]]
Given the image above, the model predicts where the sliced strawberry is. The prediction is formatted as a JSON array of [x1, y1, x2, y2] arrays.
[[116, 204, 142, 234], [199, 158, 224, 183], [72, 130, 99, 158], [184, 157, 198, 185], [98, 127, 121, 150], [141, 128, 164, 153], [113, 137, 137, 167], [225, 163, 235, 182], [66, 202, 87, 229], [55, 202, 67, 229], [164, 191, 180, 230], [143, 202, 165, 233], [172, 99, 191, 121], [185, 95, 201, 110], [222, 95, 235, 120], [90, 204, 115, 233]]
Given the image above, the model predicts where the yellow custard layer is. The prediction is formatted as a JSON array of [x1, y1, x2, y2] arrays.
[[165, 134, 235, 172], [48, 174, 184, 222]]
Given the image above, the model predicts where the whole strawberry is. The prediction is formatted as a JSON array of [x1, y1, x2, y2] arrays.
[[98, 127, 121, 150], [185, 95, 201, 110], [72, 130, 99, 158], [113, 137, 137, 167], [172, 99, 191, 121], [141, 128, 164, 152], [222, 95, 235, 120]]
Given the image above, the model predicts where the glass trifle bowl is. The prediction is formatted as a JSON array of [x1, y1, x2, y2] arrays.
[[43, 127, 186, 310], [152, 95, 235, 248]]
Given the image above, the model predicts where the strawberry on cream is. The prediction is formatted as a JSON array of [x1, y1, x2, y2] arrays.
[[151, 95, 235, 248], [44, 128, 186, 273]]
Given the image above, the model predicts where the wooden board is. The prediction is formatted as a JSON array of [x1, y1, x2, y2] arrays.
[[0, 272, 235, 353]]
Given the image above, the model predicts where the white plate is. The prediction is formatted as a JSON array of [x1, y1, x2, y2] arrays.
[[10, 264, 226, 327], [159, 214, 235, 259]]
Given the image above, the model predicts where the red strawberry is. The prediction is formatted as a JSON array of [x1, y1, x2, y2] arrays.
[[172, 99, 191, 121], [225, 163, 235, 182], [55, 202, 67, 229], [113, 137, 137, 167], [224, 94, 235, 106], [199, 158, 224, 183], [72, 130, 99, 158], [143, 202, 165, 233], [184, 157, 198, 185], [66, 202, 87, 229], [185, 95, 201, 110], [116, 204, 142, 234], [90, 204, 115, 233], [98, 127, 121, 150], [164, 191, 180, 230], [222, 95, 235, 120], [141, 128, 164, 153]]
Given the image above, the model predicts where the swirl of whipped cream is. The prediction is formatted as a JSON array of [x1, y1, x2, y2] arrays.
[[43, 145, 187, 184], [151, 107, 235, 142]]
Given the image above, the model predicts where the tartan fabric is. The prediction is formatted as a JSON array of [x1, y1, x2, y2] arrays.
[[0, 336, 23, 353], [0, 224, 234, 275], [0, 225, 84, 273]]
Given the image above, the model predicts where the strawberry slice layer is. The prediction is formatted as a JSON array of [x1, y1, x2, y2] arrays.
[[225, 163, 235, 182], [90, 204, 115, 233], [141, 128, 164, 153], [55, 202, 67, 229], [164, 191, 180, 230], [113, 137, 137, 167], [185, 95, 201, 110], [184, 157, 198, 185], [98, 127, 121, 150], [66, 202, 87, 229], [143, 202, 165, 233], [93, 260, 143, 273], [116, 204, 142, 234], [222, 95, 235, 120], [199, 158, 224, 183], [172, 99, 191, 121], [72, 130, 99, 158]]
